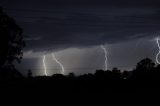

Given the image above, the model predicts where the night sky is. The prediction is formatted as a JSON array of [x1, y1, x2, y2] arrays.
[[1, 0, 160, 76]]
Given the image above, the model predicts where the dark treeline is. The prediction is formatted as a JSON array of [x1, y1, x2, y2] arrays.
[[1, 58, 160, 92], [2, 59, 159, 105]]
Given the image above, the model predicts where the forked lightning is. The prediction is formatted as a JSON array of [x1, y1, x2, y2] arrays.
[[43, 55, 48, 76], [156, 38, 160, 64], [52, 53, 65, 74], [101, 45, 108, 70]]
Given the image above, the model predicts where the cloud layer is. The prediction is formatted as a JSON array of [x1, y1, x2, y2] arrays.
[[1, 0, 160, 52]]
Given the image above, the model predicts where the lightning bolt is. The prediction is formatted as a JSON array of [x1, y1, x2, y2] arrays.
[[101, 45, 108, 70], [51, 53, 65, 74], [156, 38, 160, 64], [43, 55, 48, 76]]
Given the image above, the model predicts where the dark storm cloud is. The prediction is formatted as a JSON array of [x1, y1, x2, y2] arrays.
[[1, 0, 160, 51]]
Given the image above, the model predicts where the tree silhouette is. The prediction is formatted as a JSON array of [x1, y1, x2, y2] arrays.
[[131, 58, 155, 80], [136, 58, 155, 70], [68, 72, 75, 78], [0, 7, 25, 69], [27, 69, 32, 78]]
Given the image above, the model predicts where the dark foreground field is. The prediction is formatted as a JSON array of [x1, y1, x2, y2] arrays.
[[1, 76, 160, 105]]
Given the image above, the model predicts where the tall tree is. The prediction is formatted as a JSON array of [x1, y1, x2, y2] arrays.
[[0, 7, 25, 69]]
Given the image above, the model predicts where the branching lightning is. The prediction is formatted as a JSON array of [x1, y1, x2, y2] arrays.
[[51, 53, 65, 74], [43, 55, 48, 76], [101, 45, 108, 70], [156, 38, 160, 64]]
